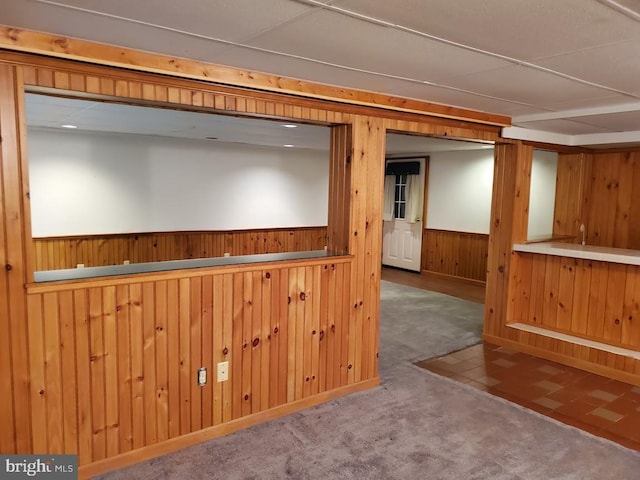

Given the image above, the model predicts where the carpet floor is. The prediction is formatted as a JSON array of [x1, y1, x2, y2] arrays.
[[99, 281, 640, 479]]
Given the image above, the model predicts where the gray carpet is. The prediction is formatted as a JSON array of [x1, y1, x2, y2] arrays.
[[99, 280, 640, 479], [378, 280, 483, 378]]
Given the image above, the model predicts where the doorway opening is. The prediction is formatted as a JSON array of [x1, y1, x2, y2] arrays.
[[383, 132, 494, 296]]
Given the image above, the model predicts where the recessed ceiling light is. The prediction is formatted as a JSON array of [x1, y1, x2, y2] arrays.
[[284, 144, 295, 148], [61, 124, 77, 129], [281, 124, 298, 128]]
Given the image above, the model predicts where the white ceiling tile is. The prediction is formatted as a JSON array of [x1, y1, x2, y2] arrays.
[[1, 1, 230, 60], [245, 9, 510, 82], [534, 41, 640, 95], [22, 0, 316, 42], [443, 66, 611, 108], [389, 82, 546, 117], [25, 93, 332, 149], [24, 93, 481, 154], [6, 0, 640, 145], [515, 119, 615, 135], [211, 45, 403, 93], [541, 94, 637, 111], [333, 0, 640, 59], [568, 111, 640, 132]]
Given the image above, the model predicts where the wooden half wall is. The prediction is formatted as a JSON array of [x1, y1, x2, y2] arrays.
[[33, 227, 328, 271], [421, 229, 488, 282], [27, 258, 353, 465], [0, 45, 502, 476]]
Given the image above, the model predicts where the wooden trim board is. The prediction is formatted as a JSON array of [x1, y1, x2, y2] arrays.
[[0, 27, 511, 127]]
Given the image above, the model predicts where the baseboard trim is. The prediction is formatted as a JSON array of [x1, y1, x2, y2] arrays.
[[483, 334, 640, 386], [420, 269, 486, 286], [78, 377, 380, 479]]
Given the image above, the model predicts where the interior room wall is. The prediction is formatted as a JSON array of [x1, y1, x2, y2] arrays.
[[28, 129, 329, 237], [426, 148, 557, 237], [426, 148, 495, 234], [528, 149, 558, 239]]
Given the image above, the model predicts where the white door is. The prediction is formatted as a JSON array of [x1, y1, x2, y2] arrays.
[[382, 159, 425, 272], [382, 218, 423, 271]]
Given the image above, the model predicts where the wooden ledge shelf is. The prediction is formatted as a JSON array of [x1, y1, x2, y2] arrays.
[[29, 250, 353, 293], [513, 242, 640, 266], [508, 323, 640, 360], [522, 234, 575, 244]]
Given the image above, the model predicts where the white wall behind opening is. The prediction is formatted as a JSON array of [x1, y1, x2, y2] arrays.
[[426, 147, 558, 237], [28, 129, 329, 237], [528, 149, 558, 239], [426, 149, 495, 234]]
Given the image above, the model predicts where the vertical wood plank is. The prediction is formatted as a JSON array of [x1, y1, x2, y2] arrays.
[[178, 278, 192, 435], [116, 284, 133, 453], [102, 286, 119, 457], [232, 273, 244, 419], [88, 288, 106, 460], [73, 290, 92, 464], [166, 279, 180, 438], [201, 275, 213, 428], [26, 294, 47, 454], [58, 290, 78, 454], [189, 277, 202, 431], [0, 64, 32, 453], [222, 273, 234, 423]]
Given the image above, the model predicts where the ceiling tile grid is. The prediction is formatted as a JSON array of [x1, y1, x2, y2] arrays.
[[4, 0, 640, 145]]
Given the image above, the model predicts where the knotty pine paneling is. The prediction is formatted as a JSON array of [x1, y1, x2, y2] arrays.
[[485, 143, 640, 385], [26, 260, 353, 465], [554, 151, 640, 249], [33, 227, 328, 271], [0, 64, 32, 454], [552, 153, 590, 240], [421, 229, 488, 282], [510, 253, 640, 351], [484, 142, 532, 341], [583, 152, 640, 249], [1, 49, 501, 470]]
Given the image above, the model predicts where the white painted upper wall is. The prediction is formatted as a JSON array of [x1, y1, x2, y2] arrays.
[[426, 149, 495, 234], [528, 149, 558, 239], [28, 129, 329, 237], [426, 148, 557, 236]]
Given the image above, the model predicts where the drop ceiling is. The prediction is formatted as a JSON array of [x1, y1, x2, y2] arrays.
[[6, 0, 640, 147], [26, 93, 486, 154]]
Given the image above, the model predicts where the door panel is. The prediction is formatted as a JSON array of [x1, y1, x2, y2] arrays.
[[383, 219, 422, 271]]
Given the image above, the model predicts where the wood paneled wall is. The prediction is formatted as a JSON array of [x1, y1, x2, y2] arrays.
[[554, 151, 640, 249], [421, 229, 488, 282], [26, 259, 352, 464], [511, 253, 640, 351], [485, 142, 532, 341], [484, 142, 640, 385], [0, 46, 502, 475], [552, 152, 590, 240], [0, 63, 32, 455], [33, 227, 328, 271]]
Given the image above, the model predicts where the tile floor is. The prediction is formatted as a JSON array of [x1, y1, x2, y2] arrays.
[[416, 343, 640, 451]]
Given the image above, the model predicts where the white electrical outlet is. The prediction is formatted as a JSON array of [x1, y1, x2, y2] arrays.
[[197, 367, 207, 386], [217, 361, 229, 382], [223, 252, 230, 257]]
